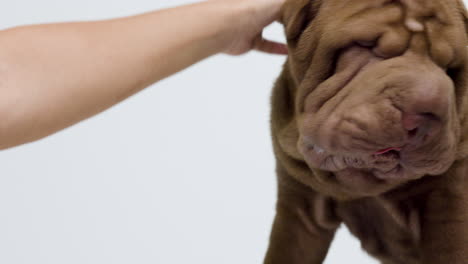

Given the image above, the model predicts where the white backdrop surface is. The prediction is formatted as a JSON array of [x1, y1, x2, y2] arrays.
[[1, 1, 466, 263]]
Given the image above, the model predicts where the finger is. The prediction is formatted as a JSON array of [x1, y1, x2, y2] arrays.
[[253, 36, 289, 55]]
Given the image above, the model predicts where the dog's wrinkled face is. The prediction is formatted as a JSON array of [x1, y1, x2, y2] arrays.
[[280, 0, 468, 197]]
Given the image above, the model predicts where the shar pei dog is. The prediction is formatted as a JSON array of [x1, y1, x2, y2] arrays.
[[265, 0, 468, 263]]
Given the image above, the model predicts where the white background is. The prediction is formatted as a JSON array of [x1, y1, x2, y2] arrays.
[[0, 1, 466, 263]]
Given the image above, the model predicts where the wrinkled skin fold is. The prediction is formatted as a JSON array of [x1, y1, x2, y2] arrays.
[[265, 0, 468, 263]]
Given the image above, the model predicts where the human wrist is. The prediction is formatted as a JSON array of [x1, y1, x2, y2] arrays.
[[204, 0, 257, 54], [205, 0, 286, 55]]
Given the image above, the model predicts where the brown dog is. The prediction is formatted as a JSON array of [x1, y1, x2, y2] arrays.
[[265, 0, 468, 263]]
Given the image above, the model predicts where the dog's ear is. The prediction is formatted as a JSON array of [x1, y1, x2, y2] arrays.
[[281, 0, 315, 44]]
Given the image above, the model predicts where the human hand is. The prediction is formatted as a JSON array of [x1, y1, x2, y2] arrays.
[[215, 0, 288, 56]]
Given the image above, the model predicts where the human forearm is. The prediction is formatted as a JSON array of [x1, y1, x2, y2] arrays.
[[0, 0, 274, 149]]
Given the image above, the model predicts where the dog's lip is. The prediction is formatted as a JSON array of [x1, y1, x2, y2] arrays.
[[372, 164, 404, 180], [301, 143, 414, 180], [374, 147, 402, 155]]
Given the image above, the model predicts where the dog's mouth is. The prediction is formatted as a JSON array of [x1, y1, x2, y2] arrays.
[[297, 144, 449, 192], [298, 128, 456, 188], [299, 142, 412, 180]]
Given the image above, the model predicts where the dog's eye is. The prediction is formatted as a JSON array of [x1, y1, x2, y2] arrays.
[[445, 67, 465, 97], [446, 67, 459, 82], [356, 40, 377, 48]]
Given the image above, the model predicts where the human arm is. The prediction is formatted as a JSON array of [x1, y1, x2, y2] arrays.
[[0, 0, 286, 150]]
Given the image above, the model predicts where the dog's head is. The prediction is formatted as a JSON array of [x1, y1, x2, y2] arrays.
[[274, 0, 468, 199]]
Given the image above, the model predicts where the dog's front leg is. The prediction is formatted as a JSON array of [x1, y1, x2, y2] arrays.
[[264, 169, 340, 264], [421, 160, 468, 264]]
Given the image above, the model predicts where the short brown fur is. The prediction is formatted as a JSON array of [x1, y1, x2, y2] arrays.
[[265, 0, 468, 263]]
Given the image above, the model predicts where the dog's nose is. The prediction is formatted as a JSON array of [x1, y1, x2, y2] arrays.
[[402, 113, 437, 143]]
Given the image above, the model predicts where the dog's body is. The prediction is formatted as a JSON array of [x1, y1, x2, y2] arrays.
[[266, 1, 468, 263]]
